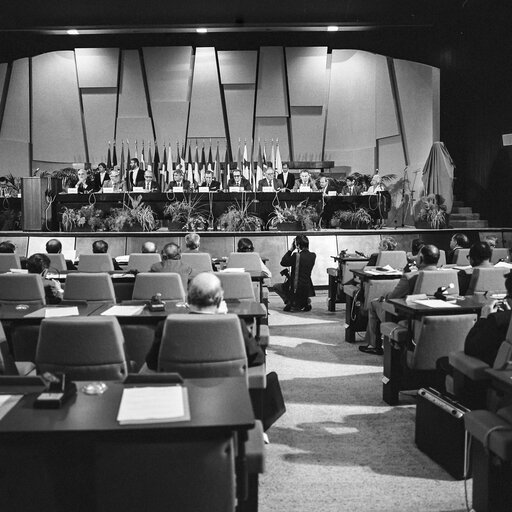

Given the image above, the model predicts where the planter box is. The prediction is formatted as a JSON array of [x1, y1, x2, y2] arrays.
[[275, 221, 303, 231], [167, 220, 186, 231]]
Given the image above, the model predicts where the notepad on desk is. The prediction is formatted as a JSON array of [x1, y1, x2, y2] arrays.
[[101, 305, 145, 316], [0, 395, 23, 421], [117, 386, 190, 425], [222, 268, 245, 273], [414, 299, 460, 308]]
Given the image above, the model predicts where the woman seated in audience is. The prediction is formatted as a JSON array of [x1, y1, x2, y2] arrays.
[[366, 236, 398, 266], [27, 253, 63, 304], [237, 237, 272, 278], [183, 233, 201, 253], [404, 238, 425, 273]]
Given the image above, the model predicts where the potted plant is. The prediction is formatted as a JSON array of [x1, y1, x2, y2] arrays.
[[163, 196, 207, 231], [269, 200, 319, 231], [217, 201, 263, 231], [330, 207, 372, 229], [35, 167, 80, 189], [415, 194, 448, 229], [61, 204, 106, 231], [106, 194, 157, 232]]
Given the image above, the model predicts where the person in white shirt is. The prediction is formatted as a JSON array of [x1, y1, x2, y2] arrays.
[[277, 163, 296, 191], [362, 174, 385, 195], [292, 170, 318, 192]]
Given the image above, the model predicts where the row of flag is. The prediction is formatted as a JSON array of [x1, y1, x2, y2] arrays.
[[104, 139, 284, 190]]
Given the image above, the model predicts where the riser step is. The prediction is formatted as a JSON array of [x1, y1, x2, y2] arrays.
[[450, 220, 489, 228], [452, 207, 473, 214], [450, 213, 481, 220]]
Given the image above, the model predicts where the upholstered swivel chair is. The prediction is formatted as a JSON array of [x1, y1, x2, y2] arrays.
[[132, 272, 186, 301], [215, 272, 256, 301], [412, 269, 460, 296], [181, 252, 214, 273], [438, 250, 447, 267], [226, 252, 263, 271], [0, 253, 21, 273], [157, 314, 248, 379], [36, 316, 128, 380], [46, 253, 67, 272], [491, 248, 510, 264], [77, 253, 115, 272], [453, 248, 470, 265], [62, 272, 116, 304], [0, 274, 46, 305], [375, 251, 407, 269], [127, 253, 161, 272], [466, 267, 508, 295]]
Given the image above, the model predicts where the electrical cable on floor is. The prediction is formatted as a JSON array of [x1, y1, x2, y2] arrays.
[[464, 431, 475, 512]]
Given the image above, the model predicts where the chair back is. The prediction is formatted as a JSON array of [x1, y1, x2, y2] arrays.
[[46, 253, 67, 272], [181, 252, 213, 273], [342, 260, 368, 284], [215, 272, 255, 300], [491, 248, 510, 264], [438, 250, 447, 267], [0, 274, 46, 305], [132, 272, 186, 301], [63, 272, 116, 303], [506, 314, 512, 342], [466, 267, 508, 295], [0, 322, 16, 375], [453, 248, 470, 265], [412, 269, 460, 295], [36, 316, 128, 380], [408, 314, 477, 370], [127, 253, 161, 272], [77, 253, 115, 272], [158, 314, 247, 379], [0, 254, 21, 273], [226, 252, 262, 272], [375, 251, 407, 269], [493, 340, 512, 370], [363, 279, 401, 311]]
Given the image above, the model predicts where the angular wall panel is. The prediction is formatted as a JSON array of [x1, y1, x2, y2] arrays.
[[224, 85, 255, 154], [375, 55, 399, 139], [290, 106, 325, 161], [0, 140, 30, 175], [218, 51, 257, 85], [143, 46, 193, 102], [117, 50, 150, 119], [377, 135, 405, 176], [325, 147, 375, 172], [255, 47, 288, 117], [32, 51, 86, 162], [394, 59, 437, 168], [254, 118, 290, 162], [187, 48, 225, 138], [152, 101, 189, 147], [0, 58, 29, 143], [433, 67, 441, 142], [75, 48, 119, 88], [285, 47, 327, 107], [116, 117, 154, 149], [82, 90, 117, 165], [325, 50, 376, 155], [0, 63, 8, 129]]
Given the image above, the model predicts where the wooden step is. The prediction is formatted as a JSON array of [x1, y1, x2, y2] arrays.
[[453, 200, 464, 207], [450, 213, 480, 221], [452, 206, 473, 214], [450, 219, 489, 228]]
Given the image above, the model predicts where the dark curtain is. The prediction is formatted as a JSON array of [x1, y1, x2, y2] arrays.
[[421, 142, 455, 213]]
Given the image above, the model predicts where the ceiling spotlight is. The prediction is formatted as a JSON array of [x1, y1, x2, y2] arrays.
[[196, 28, 208, 34], [327, 26, 339, 32], [67, 29, 79, 35]]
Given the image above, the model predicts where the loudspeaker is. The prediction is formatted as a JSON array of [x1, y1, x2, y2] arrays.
[[415, 387, 470, 479], [21, 177, 61, 231]]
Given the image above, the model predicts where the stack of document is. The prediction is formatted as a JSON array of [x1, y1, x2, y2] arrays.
[[101, 305, 145, 316]]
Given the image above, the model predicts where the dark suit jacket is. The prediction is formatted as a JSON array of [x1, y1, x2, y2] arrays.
[[77, 181, 94, 194], [281, 249, 316, 307], [166, 180, 191, 192], [127, 169, 145, 190], [227, 177, 252, 191], [200, 180, 221, 191], [257, 178, 284, 192], [136, 179, 160, 192], [341, 185, 362, 196], [465, 309, 511, 366], [92, 171, 110, 192], [150, 259, 193, 289], [318, 182, 339, 195], [277, 172, 295, 190]]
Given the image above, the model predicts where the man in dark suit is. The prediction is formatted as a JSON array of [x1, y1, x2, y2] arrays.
[[46, 238, 76, 270], [136, 170, 160, 192], [277, 162, 295, 191], [458, 241, 493, 295], [92, 162, 110, 192], [257, 168, 284, 192], [150, 242, 193, 290], [274, 234, 316, 312], [92, 239, 122, 270], [227, 169, 252, 191], [200, 170, 221, 191], [447, 232, 470, 264], [127, 158, 144, 191], [341, 176, 361, 196], [360, 244, 441, 355], [166, 169, 191, 192], [317, 176, 339, 196]]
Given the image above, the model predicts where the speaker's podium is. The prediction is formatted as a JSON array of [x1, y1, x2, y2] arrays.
[[21, 177, 61, 231]]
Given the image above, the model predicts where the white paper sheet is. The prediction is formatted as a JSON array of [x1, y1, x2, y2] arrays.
[[101, 305, 145, 316], [44, 307, 79, 318], [117, 386, 190, 425], [414, 299, 460, 308], [495, 261, 512, 269], [0, 395, 22, 421], [222, 268, 245, 273]]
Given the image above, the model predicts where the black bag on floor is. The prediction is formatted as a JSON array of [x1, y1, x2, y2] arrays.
[[262, 371, 286, 432]]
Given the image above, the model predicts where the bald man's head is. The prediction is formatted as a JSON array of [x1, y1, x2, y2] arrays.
[[142, 241, 157, 253], [188, 273, 223, 309], [161, 242, 180, 260]]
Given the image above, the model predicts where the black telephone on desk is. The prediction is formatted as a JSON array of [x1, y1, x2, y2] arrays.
[[149, 293, 165, 312], [34, 373, 77, 409]]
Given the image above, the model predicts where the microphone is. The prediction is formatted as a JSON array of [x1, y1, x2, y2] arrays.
[[434, 283, 455, 300]]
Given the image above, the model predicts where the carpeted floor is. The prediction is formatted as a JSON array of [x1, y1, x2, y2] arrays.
[[259, 291, 471, 512]]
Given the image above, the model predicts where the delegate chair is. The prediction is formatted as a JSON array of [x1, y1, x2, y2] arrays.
[[46, 253, 67, 272], [0, 273, 46, 305], [0, 322, 35, 375], [63, 272, 116, 304], [453, 248, 470, 265], [466, 267, 508, 296], [131, 272, 185, 301], [226, 252, 269, 303], [181, 252, 214, 273], [36, 316, 128, 380], [215, 272, 255, 301], [0, 253, 21, 273], [375, 251, 408, 269], [438, 250, 447, 267], [413, 269, 460, 296], [127, 253, 161, 272], [77, 253, 115, 272], [491, 248, 510, 264]]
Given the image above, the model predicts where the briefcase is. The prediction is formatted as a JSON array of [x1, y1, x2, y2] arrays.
[[415, 387, 470, 480]]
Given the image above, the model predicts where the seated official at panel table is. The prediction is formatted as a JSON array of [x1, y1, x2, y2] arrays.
[[317, 175, 339, 196], [137, 170, 160, 192], [227, 169, 252, 191], [341, 175, 362, 196], [46, 238, 76, 270], [277, 162, 295, 191], [292, 170, 318, 192], [102, 168, 126, 192], [257, 167, 284, 192], [200, 170, 221, 191], [76, 168, 94, 194], [361, 174, 386, 195], [166, 169, 191, 192]]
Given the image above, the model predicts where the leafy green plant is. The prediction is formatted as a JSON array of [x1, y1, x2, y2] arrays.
[[106, 194, 157, 232], [61, 205, 105, 231], [35, 167, 80, 188], [163, 196, 208, 231], [330, 207, 372, 228], [417, 194, 447, 229], [217, 201, 262, 231], [1, 173, 22, 195], [269, 200, 319, 230]]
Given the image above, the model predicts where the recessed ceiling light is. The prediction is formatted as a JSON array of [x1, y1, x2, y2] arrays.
[[327, 26, 339, 32], [67, 29, 79, 35], [196, 28, 208, 34]]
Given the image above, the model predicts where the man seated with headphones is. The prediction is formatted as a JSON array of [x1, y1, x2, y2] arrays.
[[149, 242, 193, 290]]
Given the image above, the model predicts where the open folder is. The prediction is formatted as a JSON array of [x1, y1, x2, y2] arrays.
[[117, 386, 190, 425]]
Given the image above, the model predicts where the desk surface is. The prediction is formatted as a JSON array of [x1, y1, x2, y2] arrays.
[[0, 303, 102, 320], [351, 267, 403, 280], [0, 377, 254, 434], [387, 295, 488, 317]]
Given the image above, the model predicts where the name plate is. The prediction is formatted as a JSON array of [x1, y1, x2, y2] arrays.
[[102, 187, 114, 193], [132, 187, 145, 192], [173, 186, 184, 193], [67, 188, 78, 194], [299, 186, 311, 192], [327, 190, 337, 196], [262, 186, 274, 192], [229, 186, 242, 192], [198, 186, 210, 193]]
